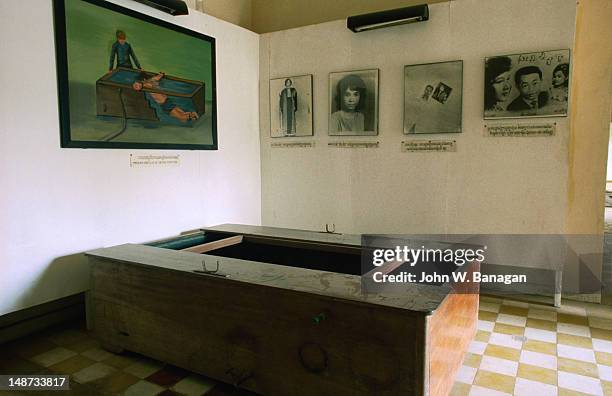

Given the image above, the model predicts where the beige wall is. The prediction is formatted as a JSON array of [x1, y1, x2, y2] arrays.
[[566, 0, 612, 234], [251, 0, 446, 33], [185, 0, 253, 30], [259, 0, 576, 235]]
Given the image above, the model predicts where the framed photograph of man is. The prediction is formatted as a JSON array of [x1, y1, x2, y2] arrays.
[[328, 69, 379, 136], [269, 75, 313, 137], [403, 61, 463, 134], [484, 49, 570, 119]]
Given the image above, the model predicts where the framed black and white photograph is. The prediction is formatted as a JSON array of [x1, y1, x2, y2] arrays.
[[403, 60, 463, 135], [484, 49, 570, 119], [328, 69, 379, 136], [269, 75, 313, 137]]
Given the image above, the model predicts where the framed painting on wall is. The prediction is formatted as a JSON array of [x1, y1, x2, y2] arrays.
[[269, 75, 313, 137], [53, 0, 217, 149], [403, 60, 463, 134], [484, 49, 570, 119], [328, 69, 379, 136]]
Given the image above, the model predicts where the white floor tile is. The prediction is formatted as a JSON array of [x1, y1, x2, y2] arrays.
[[557, 322, 591, 337], [171, 375, 216, 396], [558, 371, 603, 395], [478, 320, 495, 332], [489, 332, 523, 350], [479, 302, 500, 313], [72, 362, 115, 384], [597, 364, 612, 381], [468, 340, 487, 355], [479, 355, 518, 376], [593, 338, 612, 354], [123, 380, 165, 396], [497, 314, 527, 327], [557, 344, 596, 363], [524, 327, 557, 343], [469, 385, 512, 396], [455, 365, 477, 384], [513, 378, 557, 396], [520, 350, 557, 370]]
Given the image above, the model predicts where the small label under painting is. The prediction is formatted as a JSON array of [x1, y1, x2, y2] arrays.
[[402, 140, 456, 152], [485, 123, 556, 137], [130, 154, 180, 167], [328, 141, 379, 148], [271, 142, 314, 148]]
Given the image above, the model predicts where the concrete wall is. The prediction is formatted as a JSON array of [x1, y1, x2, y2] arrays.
[[0, 0, 261, 315]]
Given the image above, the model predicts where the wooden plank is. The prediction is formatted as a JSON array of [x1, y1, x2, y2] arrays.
[[181, 235, 243, 254], [427, 261, 480, 396], [92, 258, 427, 395]]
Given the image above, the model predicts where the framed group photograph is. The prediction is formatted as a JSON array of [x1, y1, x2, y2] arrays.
[[484, 49, 570, 119], [328, 69, 379, 136], [269, 75, 313, 137], [403, 60, 463, 134], [53, 0, 217, 149]]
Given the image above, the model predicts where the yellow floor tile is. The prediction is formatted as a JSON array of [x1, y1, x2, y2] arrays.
[[528, 308, 557, 321], [557, 333, 593, 349], [7, 337, 58, 359], [558, 313, 589, 326], [589, 317, 612, 330], [517, 363, 557, 385], [102, 354, 140, 369], [67, 339, 101, 354], [493, 323, 525, 336], [473, 370, 516, 394], [523, 339, 557, 355], [557, 357, 599, 378], [590, 327, 612, 341], [478, 311, 497, 322], [89, 371, 139, 394], [462, 353, 482, 368], [475, 330, 490, 343], [449, 382, 471, 396], [499, 305, 529, 317], [595, 351, 612, 366], [602, 381, 612, 395], [484, 344, 521, 361], [480, 295, 503, 304], [558, 387, 596, 396], [48, 355, 95, 374], [526, 318, 557, 332]]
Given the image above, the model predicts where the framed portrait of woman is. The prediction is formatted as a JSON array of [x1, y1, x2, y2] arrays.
[[403, 60, 463, 135], [269, 75, 313, 137], [328, 69, 379, 136], [484, 49, 570, 119]]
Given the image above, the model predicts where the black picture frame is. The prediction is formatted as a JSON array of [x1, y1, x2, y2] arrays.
[[403, 60, 463, 135], [53, 0, 217, 150]]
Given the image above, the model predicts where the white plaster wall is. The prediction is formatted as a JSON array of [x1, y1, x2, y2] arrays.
[[259, 0, 576, 235], [0, 0, 260, 315]]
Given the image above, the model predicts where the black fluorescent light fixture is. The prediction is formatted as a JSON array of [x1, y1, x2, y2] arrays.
[[347, 4, 429, 33], [132, 0, 189, 16]]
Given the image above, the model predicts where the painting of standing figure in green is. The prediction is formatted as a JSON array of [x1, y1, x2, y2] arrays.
[[53, 0, 217, 149]]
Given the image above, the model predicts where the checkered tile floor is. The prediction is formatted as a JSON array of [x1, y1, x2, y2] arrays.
[[2, 295, 612, 395], [0, 325, 256, 396], [451, 295, 612, 396]]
